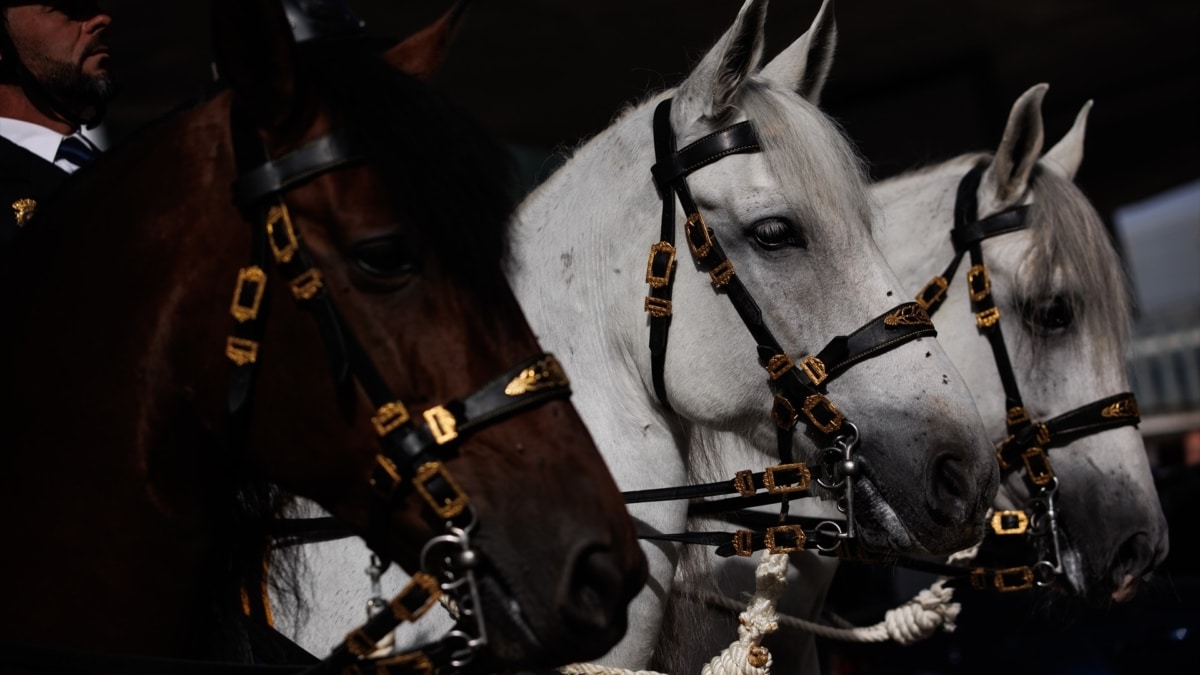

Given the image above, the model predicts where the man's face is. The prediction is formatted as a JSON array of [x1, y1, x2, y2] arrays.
[[4, 1, 114, 108]]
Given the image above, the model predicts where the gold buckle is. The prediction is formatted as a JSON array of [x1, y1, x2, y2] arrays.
[[765, 354, 794, 380], [732, 529, 754, 557], [504, 355, 570, 396], [391, 572, 441, 623], [684, 212, 713, 258], [370, 652, 435, 675], [799, 355, 827, 386], [372, 401, 411, 437], [763, 463, 811, 494], [967, 264, 991, 302], [883, 303, 934, 327], [368, 454, 402, 499], [289, 268, 324, 301], [414, 461, 469, 519], [230, 266, 267, 323], [266, 204, 299, 263], [802, 394, 844, 434], [765, 525, 807, 554], [225, 336, 259, 366], [1102, 397, 1139, 419], [423, 405, 458, 445], [771, 395, 799, 430], [916, 275, 949, 311], [645, 241, 676, 289], [1006, 406, 1029, 427], [1022, 447, 1055, 486], [976, 306, 1001, 328], [1035, 423, 1051, 446], [709, 260, 735, 287], [733, 470, 756, 497], [993, 566, 1035, 592], [994, 435, 1014, 470], [344, 627, 378, 658], [990, 509, 1029, 535], [644, 296, 672, 318]]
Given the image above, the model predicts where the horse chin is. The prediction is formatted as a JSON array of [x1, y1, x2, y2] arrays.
[[851, 474, 917, 552]]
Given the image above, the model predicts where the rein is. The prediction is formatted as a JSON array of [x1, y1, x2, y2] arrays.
[[895, 163, 1143, 592]]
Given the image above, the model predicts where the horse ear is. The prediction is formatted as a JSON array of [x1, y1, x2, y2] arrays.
[[383, 0, 471, 80], [1042, 99, 1092, 181], [760, 0, 837, 104], [211, 0, 299, 133], [675, 0, 769, 121], [982, 83, 1048, 206]]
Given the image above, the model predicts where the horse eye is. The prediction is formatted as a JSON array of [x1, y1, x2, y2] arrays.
[[749, 218, 806, 251], [350, 235, 417, 278], [1026, 295, 1074, 336]]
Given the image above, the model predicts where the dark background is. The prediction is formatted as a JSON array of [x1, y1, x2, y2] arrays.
[[100, 0, 1199, 221]]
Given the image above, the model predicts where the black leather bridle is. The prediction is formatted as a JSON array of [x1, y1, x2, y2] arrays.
[[634, 97, 943, 557], [872, 163, 1143, 592]]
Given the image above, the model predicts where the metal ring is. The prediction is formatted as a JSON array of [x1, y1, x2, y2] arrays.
[[813, 520, 847, 551], [1032, 560, 1058, 587]]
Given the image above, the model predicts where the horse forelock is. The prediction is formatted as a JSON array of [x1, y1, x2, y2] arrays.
[[1013, 165, 1133, 356]]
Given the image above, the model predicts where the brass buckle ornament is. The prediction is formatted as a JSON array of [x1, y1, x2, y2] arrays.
[[802, 394, 844, 434], [1102, 397, 1139, 419], [644, 296, 672, 318], [1035, 423, 1051, 446], [368, 652, 435, 675], [344, 627, 379, 658], [265, 204, 299, 263], [967, 264, 991, 302], [1006, 406, 1029, 427], [799, 355, 827, 386], [371, 401, 411, 437], [230, 266, 267, 322], [976, 306, 1001, 328], [991, 509, 1029, 535], [916, 275, 949, 311], [709, 260, 735, 287], [733, 470, 756, 498], [771, 395, 799, 431], [390, 572, 441, 623], [504, 355, 569, 396], [763, 463, 811, 494], [225, 336, 259, 366], [1022, 447, 1055, 486], [883, 303, 933, 327], [645, 241, 676, 288], [413, 461, 468, 519], [733, 529, 754, 557], [423, 405, 458, 445], [993, 566, 1035, 592], [289, 268, 324, 301], [684, 212, 714, 258], [765, 525, 807, 554], [765, 354, 794, 380], [368, 454, 402, 499]]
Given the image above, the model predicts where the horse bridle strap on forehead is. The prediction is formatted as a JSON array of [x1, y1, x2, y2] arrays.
[[909, 162, 1141, 590], [222, 106, 573, 673]]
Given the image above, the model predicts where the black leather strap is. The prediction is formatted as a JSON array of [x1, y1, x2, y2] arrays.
[[232, 130, 368, 207]]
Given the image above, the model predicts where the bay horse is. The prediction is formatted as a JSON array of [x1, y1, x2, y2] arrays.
[[0, 0, 644, 672]]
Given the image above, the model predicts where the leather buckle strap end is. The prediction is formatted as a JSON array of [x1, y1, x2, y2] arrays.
[[413, 461, 469, 519]]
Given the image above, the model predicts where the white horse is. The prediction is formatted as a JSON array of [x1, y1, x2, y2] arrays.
[[277, 0, 999, 666], [654, 83, 1171, 674]]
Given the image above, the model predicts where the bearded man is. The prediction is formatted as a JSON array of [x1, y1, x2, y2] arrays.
[[0, 0, 113, 246]]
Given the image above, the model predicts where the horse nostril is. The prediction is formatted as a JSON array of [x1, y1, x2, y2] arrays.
[[558, 546, 625, 640], [927, 453, 970, 525]]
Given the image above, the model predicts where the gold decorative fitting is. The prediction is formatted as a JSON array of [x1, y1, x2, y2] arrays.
[[771, 394, 799, 431], [225, 336, 259, 366], [372, 401, 411, 437], [967, 264, 992, 302], [993, 566, 1035, 592], [994, 435, 1014, 470], [684, 212, 714, 258], [1006, 407, 1029, 427], [344, 627, 378, 658], [802, 394, 845, 434], [230, 266, 268, 323], [504, 355, 570, 396], [883, 304, 934, 328], [368, 454, 402, 499], [1022, 447, 1055, 486], [1101, 397, 1140, 419], [289, 268, 324, 301], [733, 470, 756, 497], [765, 354, 794, 380], [644, 241, 676, 288], [709, 260, 735, 287], [763, 462, 811, 494], [370, 652, 435, 675], [799, 355, 827, 386], [11, 198, 36, 228], [976, 306, 1001, 328], [644, 296, 672, 318], [265, 204, 299, 263], [733, 529, 754, 557], [765, 525, 807, 554], [915, 275, 949, 311], [747, 646, 770, 669], [414, 461, 469, 519], [391, 572, 441, 622], [1035, 423, 1052, 446], [423, 405, 458, 445], [990, 509, 1029, 535]]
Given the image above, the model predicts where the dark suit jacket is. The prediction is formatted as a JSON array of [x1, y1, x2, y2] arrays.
[[0, 135, 69, 250]]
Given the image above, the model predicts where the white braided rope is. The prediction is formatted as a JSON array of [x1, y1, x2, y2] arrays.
[[558, 665, 667, 675], [699, 551, 790, 675]]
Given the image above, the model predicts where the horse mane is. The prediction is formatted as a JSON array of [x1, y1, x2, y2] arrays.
[[1014, 164, 1134, 357]]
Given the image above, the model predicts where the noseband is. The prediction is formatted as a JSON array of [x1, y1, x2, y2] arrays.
[[225, 107, 573, 672], [635, 98, 939, 556], [908, 163, 1142, 591]]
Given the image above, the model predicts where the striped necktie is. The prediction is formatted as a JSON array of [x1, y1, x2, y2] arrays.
[[55, 135, 99, 168]]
